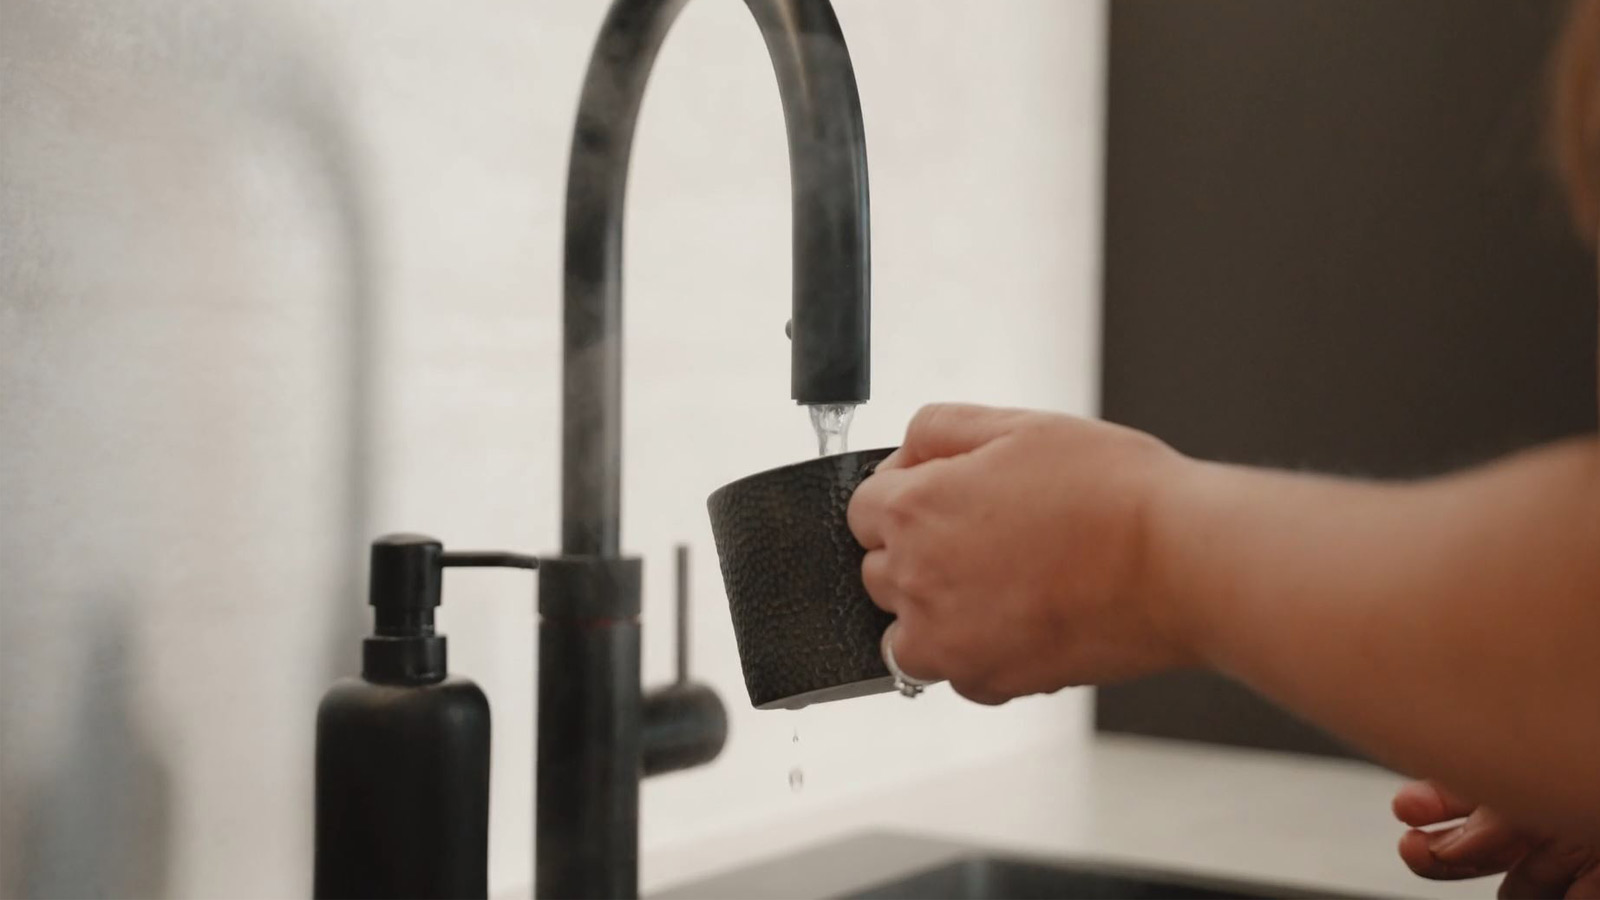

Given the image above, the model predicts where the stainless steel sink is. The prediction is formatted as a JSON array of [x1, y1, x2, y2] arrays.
[[653, 832, 1372, 900]]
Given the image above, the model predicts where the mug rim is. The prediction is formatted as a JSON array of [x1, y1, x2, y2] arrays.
[[708, 445, 897, 503]]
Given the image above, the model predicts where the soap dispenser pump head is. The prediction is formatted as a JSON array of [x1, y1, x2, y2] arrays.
[[369, 533, 445, 634], [364, 533, 448, 684]]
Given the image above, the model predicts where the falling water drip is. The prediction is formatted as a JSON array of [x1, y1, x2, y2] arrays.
[[788, 713, 806, 793], [808, 403, 856, 457]]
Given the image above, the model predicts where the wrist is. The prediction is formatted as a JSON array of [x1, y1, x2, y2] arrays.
[[1137, 454, 1235, 672]]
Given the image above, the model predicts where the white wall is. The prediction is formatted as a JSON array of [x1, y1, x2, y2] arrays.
[[0, 1, 1106, 896]]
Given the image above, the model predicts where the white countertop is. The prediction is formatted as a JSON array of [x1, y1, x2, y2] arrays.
[[642, 735, 1491, 898]]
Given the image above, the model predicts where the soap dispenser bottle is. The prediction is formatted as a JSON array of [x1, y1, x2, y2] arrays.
[[314, 534, 535, 900]]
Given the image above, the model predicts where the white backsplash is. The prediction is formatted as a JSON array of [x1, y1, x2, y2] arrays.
[[0, 1, 1106, 895]]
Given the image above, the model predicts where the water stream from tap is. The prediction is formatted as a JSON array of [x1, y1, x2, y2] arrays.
[[785, 404, 859, 790], [808, 403, 856, 457]]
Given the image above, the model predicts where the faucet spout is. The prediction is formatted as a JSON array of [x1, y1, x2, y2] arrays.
[[561, 0, 872, 557]]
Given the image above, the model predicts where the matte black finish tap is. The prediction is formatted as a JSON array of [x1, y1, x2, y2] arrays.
[[542, 0, 872, 897], [313, 4, 868, 895], [561, 0, 872, 558]]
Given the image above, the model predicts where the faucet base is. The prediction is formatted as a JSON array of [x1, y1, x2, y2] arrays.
[[537, 556, 643, 899]]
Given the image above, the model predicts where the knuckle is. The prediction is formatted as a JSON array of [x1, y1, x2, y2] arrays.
[[1014, 412, 1068, 443], [908, 403, 974, 443], [881, 481, 925, 526], [889, 554, 938, 598], [909, 403, 957, 434]]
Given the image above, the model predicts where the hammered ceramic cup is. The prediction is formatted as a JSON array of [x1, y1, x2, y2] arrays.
[[707, 447, 897, 709]]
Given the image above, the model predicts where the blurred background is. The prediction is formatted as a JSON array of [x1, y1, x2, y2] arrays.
[[1094, 0, 1597, 759], [0, 1, 1593, 898]]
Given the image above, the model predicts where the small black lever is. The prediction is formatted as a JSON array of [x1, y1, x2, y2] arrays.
[[674, 543, 690, 684], [641, 542, 727, 778]]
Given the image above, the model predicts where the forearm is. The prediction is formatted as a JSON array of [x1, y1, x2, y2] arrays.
[[1152, 437, 1600, 841]]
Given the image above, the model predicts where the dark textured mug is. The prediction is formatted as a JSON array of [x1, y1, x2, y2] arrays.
[[707, 447, 897, 709]]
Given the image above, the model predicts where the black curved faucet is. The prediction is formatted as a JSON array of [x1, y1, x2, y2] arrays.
[[539, 0, 872, 897]]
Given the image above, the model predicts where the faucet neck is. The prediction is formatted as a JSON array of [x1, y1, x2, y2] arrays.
[[560, 0, 872, 557]]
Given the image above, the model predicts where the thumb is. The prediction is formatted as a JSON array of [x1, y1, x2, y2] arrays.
[[889, 403, 1026, 469]]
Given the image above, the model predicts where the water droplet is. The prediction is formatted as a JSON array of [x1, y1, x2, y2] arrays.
[[788, 766, 805, 792], [791, 727, 799, 744]]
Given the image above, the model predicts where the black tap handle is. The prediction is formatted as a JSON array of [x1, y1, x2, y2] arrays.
[[674, 543, 690, 684]]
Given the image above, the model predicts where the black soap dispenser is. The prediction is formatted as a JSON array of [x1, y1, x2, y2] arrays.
[[314, 534, 536, 900]]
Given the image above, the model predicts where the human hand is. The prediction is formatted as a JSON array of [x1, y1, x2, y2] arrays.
[[1394, 780, 1599, 898], [845, 403, 1194, 705]]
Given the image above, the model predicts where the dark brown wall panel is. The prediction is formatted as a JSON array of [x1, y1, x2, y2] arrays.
[[1096, 0, 1598, 760]]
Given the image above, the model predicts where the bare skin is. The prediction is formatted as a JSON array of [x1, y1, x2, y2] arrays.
[[1394, 780, 1599, 897], [848, 258, 1600, 896]]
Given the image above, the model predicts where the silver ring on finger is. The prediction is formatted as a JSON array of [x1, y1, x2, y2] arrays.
[[881, 622, 937, 698]]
